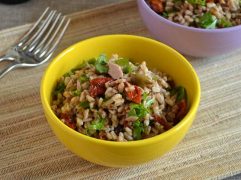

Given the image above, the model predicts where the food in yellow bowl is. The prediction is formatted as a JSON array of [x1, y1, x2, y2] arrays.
[[51, 54, 188, 141], [40, 35, 200, 167]]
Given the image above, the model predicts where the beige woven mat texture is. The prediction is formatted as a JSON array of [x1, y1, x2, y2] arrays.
[[0, 0, 126, 30], [1, 1, 241, 179]]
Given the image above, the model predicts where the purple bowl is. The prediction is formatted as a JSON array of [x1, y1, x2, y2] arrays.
[[137, 0, 241, 57]]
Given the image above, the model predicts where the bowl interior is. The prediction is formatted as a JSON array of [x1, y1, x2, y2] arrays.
[[43, 35, 199, 110]]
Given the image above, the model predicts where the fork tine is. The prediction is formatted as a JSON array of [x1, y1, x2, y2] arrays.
[[20, 10, 57, 51], [17, 7, 50, 47], [37, 17, 70, 59], [28, 12, 62, 53]]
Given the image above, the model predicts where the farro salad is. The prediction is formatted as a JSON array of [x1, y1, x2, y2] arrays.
[[147, 0, 241, 28], [51, 54, 188, 141]]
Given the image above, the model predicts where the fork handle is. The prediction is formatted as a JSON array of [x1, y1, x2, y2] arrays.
[[0, 55, 15, 62], [0, 62, 19, 79]]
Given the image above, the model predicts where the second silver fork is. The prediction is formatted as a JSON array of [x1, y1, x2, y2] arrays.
[[0, 7, 70, 79]]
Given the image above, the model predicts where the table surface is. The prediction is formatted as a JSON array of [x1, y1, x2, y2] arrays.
[[1, 0, 241, 179], [0, 0, 126, 30]]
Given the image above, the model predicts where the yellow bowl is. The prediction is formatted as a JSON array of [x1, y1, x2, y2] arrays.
[[40, 35, 201, 167]]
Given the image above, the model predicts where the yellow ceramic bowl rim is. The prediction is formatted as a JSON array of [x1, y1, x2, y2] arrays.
[[41, 34, 201, 147]]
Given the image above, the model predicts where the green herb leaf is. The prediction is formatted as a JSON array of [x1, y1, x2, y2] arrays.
[[145, 98, 155, 108], [199, 12, 217, 29], [88, 58, 96, 65], [79, 75, 89, 83], [162, 12, 169, 18], [133, 120, 144, 140], [63, 70, 74, 77], [54, 82, 66, 95], [149, 120, 155, 126], [142, 92, 149, 102], [175, 86, 187, 102], [218, 18, 232, 28], [94, 54, 108, 73], [187, 0, 205, 6], [128, 103, 149, 119], [152, 75, 159, 81], [115, 58, 133, 74], [142, 92, 154, 108], [73, 90, 81, 96], [79, 101, 90, 109], [88, 117, 106, 131]]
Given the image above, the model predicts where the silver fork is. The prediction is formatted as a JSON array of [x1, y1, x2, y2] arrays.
[[0, 7, 70, 79]]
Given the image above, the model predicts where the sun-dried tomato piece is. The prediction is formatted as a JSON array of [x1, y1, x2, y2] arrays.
[[125, 85, 142, 104], [175, 99, 188, 124], [89, 77, 113, 97], [60, 114, 76, 130], [98, 131, 107, 140], [154, 115, 172, 130], [149, 0, 164, 13]]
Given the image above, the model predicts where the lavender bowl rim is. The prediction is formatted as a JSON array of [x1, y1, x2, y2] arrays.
[[140, 0, 241, 33]]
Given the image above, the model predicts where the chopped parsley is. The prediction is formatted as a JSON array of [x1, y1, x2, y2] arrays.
[[199, 12, 217, 29], [88, 117, 106, 131], [79, 101, 90, 109], [72, 89, 81, 96], [218, 18, 232, 28], [79, 75, 89, 83], [115, 58, 133, 74], [133, 120, 144, 140], [95, 54, 108, 73], [128, 103, 149, 119], [187, 0, 206, 6], [53, 82, 65, 96]]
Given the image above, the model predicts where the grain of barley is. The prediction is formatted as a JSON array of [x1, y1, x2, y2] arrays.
[[110, 131, 118, 140], [125, 127, 132, 136], [124, 132, 133, 141], [86, 95, 95, 102], [118, 132, 124, 141], [106, 132, 113, 140]]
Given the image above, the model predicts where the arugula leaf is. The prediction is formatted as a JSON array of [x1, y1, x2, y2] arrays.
[[169, 86, 187, 102], [79, 75, 89, 83], [115, 58, 133, 74], [63, 70, 74, 77], [199, 12, 217, 29], [187, 0, 205, 5], [88, 117, 106, 131], [128, 103, 149, 119], [95, 54, 108, 73], [133, 120, 144, 140], [79, 101, 90, 109], [176, 86, 187, 102], [54, 82, 66, 96], [218, 18, 232, 28], [162, 12, 169, 18], [73, 89, 81, 96]]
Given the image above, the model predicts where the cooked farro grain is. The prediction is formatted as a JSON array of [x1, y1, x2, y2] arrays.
[[147, 0, 241, 28], [51, 54, 188, 141]]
